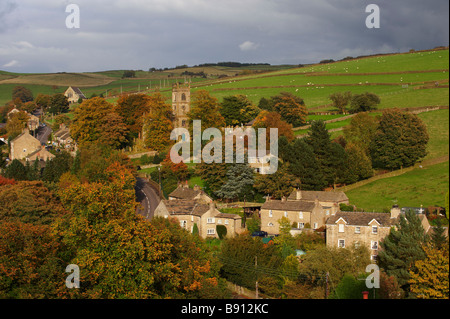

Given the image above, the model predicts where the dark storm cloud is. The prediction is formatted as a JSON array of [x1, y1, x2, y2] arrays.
[[0, 0, 448, 72]]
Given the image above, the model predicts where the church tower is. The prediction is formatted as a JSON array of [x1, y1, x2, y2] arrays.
[[172, 83, 190, 129]]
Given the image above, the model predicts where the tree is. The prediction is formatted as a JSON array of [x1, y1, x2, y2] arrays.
[[98, 112, 130, 149], [219, 95, 260, 126], [409, 243, 449, 299], [254, 163, 300, 199], [3, 159, 28, 181], [343, 112, 379, 156], [115, 93, 152, 138], [269, 92, 307, 127], [306, 121, 349, 187], [188, 90, 225, 132], [142, 93, 174, 152], [42, 151, 74, 183], [344, 142, 373, 182], [377, 210, 428, 292], [279, 137, 326, 191], [252, 110, 294, 142], [12, 86, 33, 103], [0, 180, 67, 225], [34, 93, 51, 110], [430, 218, 448, 250], [47, 94, 69, 114], [215, 162, 254, 201], [6, 110, 29, 138], [72, 97, 129, 149], [329, 91, 352, 114], [349, 92, 380, 113], [160, 153, 189, 182], [370, 109, 429, 170]]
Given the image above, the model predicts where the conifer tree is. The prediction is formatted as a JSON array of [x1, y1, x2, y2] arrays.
[[377, 210, 428, 293]]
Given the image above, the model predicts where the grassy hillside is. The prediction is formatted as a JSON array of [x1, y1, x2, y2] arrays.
[[191, 48, 449, 111], [346, 161, 449, 212]]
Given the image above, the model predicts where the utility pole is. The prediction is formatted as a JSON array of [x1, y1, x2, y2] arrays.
[[255, 256, 259, 299]]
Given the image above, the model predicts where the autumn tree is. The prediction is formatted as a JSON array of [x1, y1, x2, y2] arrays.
[[344, 142, 374, 182], [188, 90, 225, 133], [71, 97, 130, 149], [268, 92, 307, 127], [115, 93, 151, 138], [54, 161, 223, 298], [12, 86, 33, 103], [252, 110, 294, 142], [370, 109, 429, 170], [142, 92, 174, 152], [6, 110, 29, 138], [408, 243, 449, 299]]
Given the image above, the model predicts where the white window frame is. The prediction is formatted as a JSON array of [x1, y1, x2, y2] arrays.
[[180, 220, 187, 229], [269, 210, 273, 218], [284, 211, 288, 217], [207, 228, 215, 235], [207, 217, 215, 224], [299, 211, 303, 219], [338, 239, 345, 248], [298, 222, 304, 229], [268, 222, 274, 227], [313, 223, 318, 229], [372, 226, 378, 234], [225, 220, 229, 225], [355, 226, 361, 234], [338, 223, 345, 233]]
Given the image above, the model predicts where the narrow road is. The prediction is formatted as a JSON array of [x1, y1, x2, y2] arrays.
[[135, 177, 160, 220], [35, 125, 52, 145]]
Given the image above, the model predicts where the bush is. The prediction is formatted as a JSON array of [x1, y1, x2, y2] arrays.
[[216, 225, 227, 239]]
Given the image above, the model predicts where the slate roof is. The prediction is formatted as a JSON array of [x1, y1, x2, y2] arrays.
[[169, 186, 202, 200], [326, 211, 396, 227], [163, 199, 210, 217], [70, 87, 86, 99], [261, 200, 316, 212], [288, 189, 348, 202]]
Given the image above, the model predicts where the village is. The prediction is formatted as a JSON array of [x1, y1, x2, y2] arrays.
[[0, 47, 448, 300]]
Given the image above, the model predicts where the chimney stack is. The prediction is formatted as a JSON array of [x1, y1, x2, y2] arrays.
[[296, 189, 302, 200], [390, 204, 401, 219]]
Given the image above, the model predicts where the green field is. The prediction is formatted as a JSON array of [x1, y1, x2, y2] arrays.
[[346, 161, 449, 212]]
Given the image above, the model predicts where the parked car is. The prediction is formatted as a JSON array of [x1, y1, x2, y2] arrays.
[[251, 231, 268, 237]]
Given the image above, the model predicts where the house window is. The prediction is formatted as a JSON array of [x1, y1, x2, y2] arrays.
[[372, 226, 378, 234], [326, 210, 330, 215], [191, 216, 194, 222], [371, 255, 378, 262], [338, 223, 345, 233], [218, 219, 222, 224], [371, 241, 378, 250], [180, 220, 187, 229], [298, 222, 304, 229], [268, 222, 274, 227], [225, 220, 229, 225], [299, 212, 303, 219], [338, 239, 345, 248], [207, 228, 215, 235], [207, 218, 215, 224], [313, 223, 318, 229], [269, 210, 273, 218], [284, 211, 288, 217], [355, 227, 361, 234]]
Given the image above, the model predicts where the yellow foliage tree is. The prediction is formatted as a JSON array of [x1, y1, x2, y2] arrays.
[[409, 243, 449, 299]]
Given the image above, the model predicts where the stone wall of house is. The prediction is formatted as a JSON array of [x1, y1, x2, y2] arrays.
[[10, 132, 41, 160]]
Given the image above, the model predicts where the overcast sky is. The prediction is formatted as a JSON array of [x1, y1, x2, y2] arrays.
[[0, 0, 448, 73]]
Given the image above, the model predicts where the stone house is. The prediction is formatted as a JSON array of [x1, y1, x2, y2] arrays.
[[27, 114, 40, 131], [10, 130, 55, 162], [168, 183, 212, 203], [260, 196, 324, 234], [153, 199, 242, 239], [53, 124, 77, 152], [64, 87, 87, 104], [326, 205, 431, 261], [287, 189, 349, 215]]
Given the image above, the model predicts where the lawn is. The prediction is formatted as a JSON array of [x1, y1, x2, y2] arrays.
[[346, 161, 449, 212]]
